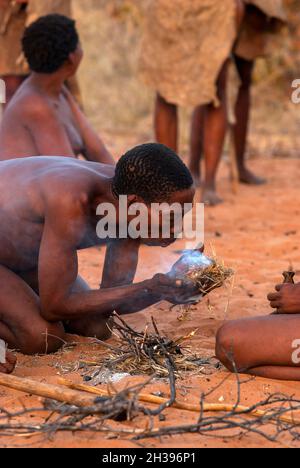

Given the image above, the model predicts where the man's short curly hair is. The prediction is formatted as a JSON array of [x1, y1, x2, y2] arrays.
[[112, 143, 194, 203], [22, 14, 79, 74]]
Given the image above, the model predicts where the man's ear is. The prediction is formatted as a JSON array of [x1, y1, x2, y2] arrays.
[[68, 52, 76, 66]]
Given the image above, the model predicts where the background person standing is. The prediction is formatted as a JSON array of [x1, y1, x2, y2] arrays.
[[190, 0, 287, 190], [139, 0, 243, 206]]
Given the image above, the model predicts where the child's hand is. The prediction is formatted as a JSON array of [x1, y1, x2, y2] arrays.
[[268, 283, 300, 315]]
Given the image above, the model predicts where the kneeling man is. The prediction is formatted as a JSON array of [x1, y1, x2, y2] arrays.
[[0, 143, 197, 372]]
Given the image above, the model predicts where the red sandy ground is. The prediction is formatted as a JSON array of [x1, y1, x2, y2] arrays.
[[0, 157, 299, 448]]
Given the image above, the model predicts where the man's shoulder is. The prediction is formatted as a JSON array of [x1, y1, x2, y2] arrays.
[[7, 88, 54, 119], [40, 160, 102, 206]]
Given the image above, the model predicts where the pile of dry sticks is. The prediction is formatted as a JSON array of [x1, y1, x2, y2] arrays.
[[89, 313, 218, 379]]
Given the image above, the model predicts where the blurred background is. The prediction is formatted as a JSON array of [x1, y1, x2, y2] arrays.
[[73, 0, 300, 160]]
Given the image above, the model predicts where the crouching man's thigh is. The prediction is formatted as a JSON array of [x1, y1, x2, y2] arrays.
[[0, 265, 66, 355], [15, 320, 66, 356]]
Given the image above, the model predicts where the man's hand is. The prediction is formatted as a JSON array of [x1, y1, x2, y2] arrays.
[[268, 283, 300, 315], [0, 351, 16, 374], [150, 274, 200, 305]]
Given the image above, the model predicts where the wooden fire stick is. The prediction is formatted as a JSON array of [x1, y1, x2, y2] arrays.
[[0, 374, 299, 426], [58, 378, 300, 426], [0, 373, 97, 408]]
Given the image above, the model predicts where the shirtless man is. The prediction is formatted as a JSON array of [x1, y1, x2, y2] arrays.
[[0, 143, 197, 366], [0, 14, 112, 163], [216, 282, 300, 381]]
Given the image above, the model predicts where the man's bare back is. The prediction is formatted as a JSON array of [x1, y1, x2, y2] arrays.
[[0, 148, 197, 360], [0, 157, 113, 271]]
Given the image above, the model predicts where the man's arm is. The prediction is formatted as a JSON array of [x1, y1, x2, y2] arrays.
[[101, 240, 202, 314], [101, 239, 163, 314], [101, 239, 140, 288], [63, 88, 114, 165], [38, 195, 196, 322]]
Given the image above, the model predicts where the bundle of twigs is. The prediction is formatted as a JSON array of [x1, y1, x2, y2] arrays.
[[185, 259, 234, 296], [95, 313, 217, 379]]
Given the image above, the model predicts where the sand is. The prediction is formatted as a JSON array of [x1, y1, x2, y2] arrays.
[[0, 155, 299, 449]]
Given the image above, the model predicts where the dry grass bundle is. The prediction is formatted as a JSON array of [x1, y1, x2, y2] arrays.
[[93, 314, 219, 379], [185, 259, 234, 296]]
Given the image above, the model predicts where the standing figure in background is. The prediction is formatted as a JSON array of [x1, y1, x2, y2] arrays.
[[233, 0, 287, 184], [190, 0, 287, 189], [139, 0, 244, 206], [0, 0, 28, 107], [0, 0, 82, 109]]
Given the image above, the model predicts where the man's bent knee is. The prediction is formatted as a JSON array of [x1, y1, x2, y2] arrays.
[[216, 322, 248, 373]]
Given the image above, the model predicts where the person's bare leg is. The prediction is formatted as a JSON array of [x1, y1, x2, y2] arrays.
[[189, 0, 244, 193], [235, 0, 245, 28], [64, 276, 113, 340], [233, 56, 266, 185], [189, 106, 205, 186], [202, 61, 229, 206], [216, 315, 300, 381], [0, 265, 65, 355], [155, 93, 178, 152], [0, 75, 26, 110]]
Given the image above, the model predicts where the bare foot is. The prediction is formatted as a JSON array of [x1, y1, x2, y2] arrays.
[[201, 189, 223, 206], [0, 350, 16, 374], [239, 168, 266, 185]]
